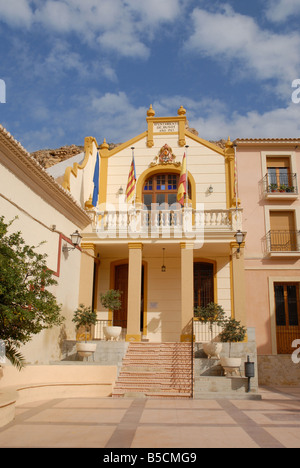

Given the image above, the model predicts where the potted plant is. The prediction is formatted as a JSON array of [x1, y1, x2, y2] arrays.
[[279, 184, 288, 192], [268, 183, 278, 192], [219, 318, 247, 375], [72, 304, 97, 358], [100, 289, 122, 341], [194, 302, 225, 359]]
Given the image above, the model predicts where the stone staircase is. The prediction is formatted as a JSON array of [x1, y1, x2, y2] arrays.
[[112, 342, 193, 399]]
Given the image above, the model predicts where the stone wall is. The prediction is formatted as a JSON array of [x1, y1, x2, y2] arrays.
[[258, 355, 300, 386]]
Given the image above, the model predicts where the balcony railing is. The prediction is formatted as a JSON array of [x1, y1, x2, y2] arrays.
[[93, 319, 127, 340], [193, 319, 223, 343], [87, 207, 242, 239], [266, 230, 300, 253], [263, 173, 298, 195]]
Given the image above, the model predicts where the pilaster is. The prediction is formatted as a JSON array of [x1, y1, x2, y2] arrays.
[[126, 243, 143, 342]]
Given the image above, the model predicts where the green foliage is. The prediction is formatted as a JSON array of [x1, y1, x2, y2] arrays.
[[194, 302, 226, 341], [72, 304, 97, 337], [194, 302, 226, 325], [0, 216, 63, 369], [100, 289, 122, 311]]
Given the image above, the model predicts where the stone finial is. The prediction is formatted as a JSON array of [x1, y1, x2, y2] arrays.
[[100, 138, 109, 150], [147, 104, 155, 117], [177, 105, 186, 116], [225, 136, 233, 148]]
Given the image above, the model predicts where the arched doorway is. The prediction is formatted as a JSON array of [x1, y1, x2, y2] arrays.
[[194, 262, 215, 308]]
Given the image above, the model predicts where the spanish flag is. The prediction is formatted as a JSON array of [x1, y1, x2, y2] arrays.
[[126, 154, 136, 203], [177, 153, 187, 206]]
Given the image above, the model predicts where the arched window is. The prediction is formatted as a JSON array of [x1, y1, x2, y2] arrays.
[[143, 173, 191, 210]]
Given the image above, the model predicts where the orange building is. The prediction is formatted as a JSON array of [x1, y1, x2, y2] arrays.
[[236, 139, 300, 384]]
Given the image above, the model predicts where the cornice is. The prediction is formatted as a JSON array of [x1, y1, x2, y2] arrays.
[[0, 125, 91, 229], [234, 138, 300, 146]]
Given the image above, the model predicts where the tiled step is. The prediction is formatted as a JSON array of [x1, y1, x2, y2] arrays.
[[112, 342, 193, 399]]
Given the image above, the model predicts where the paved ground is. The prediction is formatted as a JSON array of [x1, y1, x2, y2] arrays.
[[0, 386, 300, 449]]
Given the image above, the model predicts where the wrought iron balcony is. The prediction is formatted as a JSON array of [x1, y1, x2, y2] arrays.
[[263, 173, 298, 196], [266, 230, 300, 253]]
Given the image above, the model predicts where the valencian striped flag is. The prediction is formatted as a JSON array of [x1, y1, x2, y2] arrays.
[[126, 151, 136, 203], [177, 152, 187, 206], [92, 151, 100, 207]]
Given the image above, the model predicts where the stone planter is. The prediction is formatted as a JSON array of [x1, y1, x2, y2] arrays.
[[220, 357, 242, 376], [202, 341, 223, 360], [103, 326, 122, 341], [76, 342, 97, 358]]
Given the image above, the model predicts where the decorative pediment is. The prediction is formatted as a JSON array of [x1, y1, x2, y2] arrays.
[[149, 144, 180, 167]]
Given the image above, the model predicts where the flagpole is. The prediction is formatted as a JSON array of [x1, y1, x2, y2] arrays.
[[233, 142, 238, 211], [185, 145, 189, 207], [131, 146, 136, 209]]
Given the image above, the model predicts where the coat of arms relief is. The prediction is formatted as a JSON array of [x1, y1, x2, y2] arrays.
[[149, 144, 181, 167]]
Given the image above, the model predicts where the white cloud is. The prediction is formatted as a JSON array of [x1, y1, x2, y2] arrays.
[[265, 0, 300, 23], [0, 0, 33, 27], [87, 91, 148, 142], [184, 5, 300, 95], [0, 0, 186, 59], [81, 92, 300, 144], [189, 101, 300, 140]]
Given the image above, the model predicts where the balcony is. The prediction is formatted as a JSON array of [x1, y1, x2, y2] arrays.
[[87, 206, 243, 243], [263, 173, 298, 199], [266, 230, 300, 257]]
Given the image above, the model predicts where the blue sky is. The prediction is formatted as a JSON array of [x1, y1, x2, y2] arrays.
[[1, 0, 300, 152]]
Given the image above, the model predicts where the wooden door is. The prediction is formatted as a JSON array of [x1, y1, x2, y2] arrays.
[[270, 211, 296, 251], [194, 262, 214, 308], [274, 283, 300, 354], [114, 264, 128, 328]]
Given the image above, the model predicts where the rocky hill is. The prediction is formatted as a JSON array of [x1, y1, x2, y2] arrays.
[[30, 142, 123, 169], [30, 145, 84, 169]]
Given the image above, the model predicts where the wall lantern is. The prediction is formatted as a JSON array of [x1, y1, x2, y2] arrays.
[[161, 248, 166, 272], [118, 186, 124, 195], [234, 230, 244, 253], [62, 230, 82, 252], [208, 185, 213, 193]]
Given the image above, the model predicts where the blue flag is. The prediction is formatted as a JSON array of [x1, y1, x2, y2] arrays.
[[92, 152, 99, 207]]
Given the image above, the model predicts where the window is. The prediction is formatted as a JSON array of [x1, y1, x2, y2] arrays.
[[265, 156, 297, 194], [143, 173, 191, 209]]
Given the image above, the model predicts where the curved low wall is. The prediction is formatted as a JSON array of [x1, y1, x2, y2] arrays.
[[0, 364, 118, 428]]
